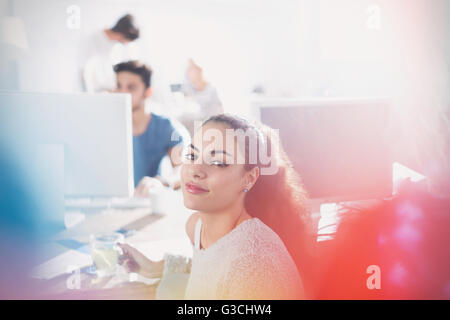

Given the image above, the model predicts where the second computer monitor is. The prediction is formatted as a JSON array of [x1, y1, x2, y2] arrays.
[[259, 98, 393, 203]]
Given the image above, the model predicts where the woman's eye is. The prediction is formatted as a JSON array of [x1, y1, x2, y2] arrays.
[[184, 153, 197, 161], [209, 160, 228, 168]]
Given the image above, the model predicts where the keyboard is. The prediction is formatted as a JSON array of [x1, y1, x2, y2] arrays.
[[65, 197, 152, 210]]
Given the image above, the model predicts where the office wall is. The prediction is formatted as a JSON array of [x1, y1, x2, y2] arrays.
[[9, 0, 450, 115], [0, 0, 8, 14], [11, 0, 306, 114]]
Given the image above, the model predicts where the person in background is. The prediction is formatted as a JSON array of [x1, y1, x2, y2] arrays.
[[114, 61, 184, 195], [82, 14, 140, 93], [178, 59, 223, 135], [118, 114, 315, 299]]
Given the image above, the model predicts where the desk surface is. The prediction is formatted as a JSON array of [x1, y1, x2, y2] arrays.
[[33, 189, 376, 299], [33, 188, 193, 299]]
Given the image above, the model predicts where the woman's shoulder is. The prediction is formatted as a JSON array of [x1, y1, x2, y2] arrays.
[[222, 219, 304, 299], [222, 218, 290, 266], [239, 218, 285, 249], [232, 218, 299, 270]]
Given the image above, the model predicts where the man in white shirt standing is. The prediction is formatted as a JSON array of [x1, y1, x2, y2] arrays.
[[82, 14, 140, 93]]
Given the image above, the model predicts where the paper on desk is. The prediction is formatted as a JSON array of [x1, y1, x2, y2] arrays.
[[53, 209, 151, 243], [31, 247, 92, 280]]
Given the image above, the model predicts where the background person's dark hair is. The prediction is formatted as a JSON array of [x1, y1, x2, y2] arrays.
[[111, 14, 139, 41], [114, 61, 152, 89], [203, 114, 316, 298]]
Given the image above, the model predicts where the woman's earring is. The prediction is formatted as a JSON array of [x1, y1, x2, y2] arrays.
[[244, 188, 248, 193]]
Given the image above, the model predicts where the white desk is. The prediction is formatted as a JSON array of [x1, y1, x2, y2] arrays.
[[33, 188, 193, 299]]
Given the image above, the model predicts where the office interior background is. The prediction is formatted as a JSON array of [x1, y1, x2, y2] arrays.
[[2, 0, 447, 108], [0, 0, 449, 300]]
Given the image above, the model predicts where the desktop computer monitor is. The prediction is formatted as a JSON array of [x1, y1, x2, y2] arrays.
[[0, 92, 134, 198], [258, 98, 393, 204]]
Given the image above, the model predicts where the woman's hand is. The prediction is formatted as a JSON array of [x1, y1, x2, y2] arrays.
[[118, 243, 164, 279]]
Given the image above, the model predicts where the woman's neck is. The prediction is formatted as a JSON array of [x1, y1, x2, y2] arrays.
[[198, 203, 252, 249]]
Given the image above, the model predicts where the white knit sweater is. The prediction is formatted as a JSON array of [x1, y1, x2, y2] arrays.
[[163, 217, 304, 300]]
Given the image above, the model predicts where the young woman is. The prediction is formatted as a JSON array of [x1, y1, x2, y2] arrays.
[[119, 114, 313, 299]]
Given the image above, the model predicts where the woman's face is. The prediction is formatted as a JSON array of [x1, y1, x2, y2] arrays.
[[180, 121, 255, 213]]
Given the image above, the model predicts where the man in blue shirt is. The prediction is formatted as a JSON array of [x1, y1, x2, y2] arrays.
[[114, 61, 184, 196]]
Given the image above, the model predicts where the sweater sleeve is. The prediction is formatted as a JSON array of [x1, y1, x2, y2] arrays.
[[162, 253, 192, 277]]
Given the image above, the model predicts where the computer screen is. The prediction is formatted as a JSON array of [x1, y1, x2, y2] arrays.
[[259, 98, 393, 202], [0, 92, 134, 198]]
